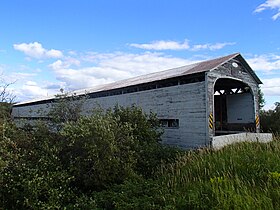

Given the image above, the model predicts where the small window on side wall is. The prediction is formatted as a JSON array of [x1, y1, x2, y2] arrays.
[[160, 119, 179, 128]]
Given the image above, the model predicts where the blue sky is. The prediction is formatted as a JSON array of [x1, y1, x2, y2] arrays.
[[0, 0, 280, 109]]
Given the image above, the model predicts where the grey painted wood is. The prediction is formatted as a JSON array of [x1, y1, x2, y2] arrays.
[[12, 81, 207, 149]]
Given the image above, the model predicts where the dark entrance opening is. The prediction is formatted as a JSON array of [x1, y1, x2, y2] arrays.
[[214, 78, 255, 135]]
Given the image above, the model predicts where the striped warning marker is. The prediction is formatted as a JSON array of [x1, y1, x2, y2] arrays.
[[256, 115, 260, 127], [209, 113, 213, 129]]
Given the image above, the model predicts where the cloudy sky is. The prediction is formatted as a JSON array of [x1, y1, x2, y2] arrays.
[[0, 0, 280, 109]]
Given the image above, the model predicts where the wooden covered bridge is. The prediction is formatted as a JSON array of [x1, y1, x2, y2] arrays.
[[12, 53, 272, 149]]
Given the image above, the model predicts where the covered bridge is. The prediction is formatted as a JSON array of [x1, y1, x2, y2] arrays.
[[12, 53, 269, 149]]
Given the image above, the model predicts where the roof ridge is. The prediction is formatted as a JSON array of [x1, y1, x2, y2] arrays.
[[207, 52, 240, 72]]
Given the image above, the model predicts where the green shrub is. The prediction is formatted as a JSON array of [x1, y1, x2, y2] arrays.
[[1, 105, 174, 209], [0, 123, 75, 209], [60, 111, 137, 191], [111, 105, 181, 178], [92, 176, 170, 210], [59, 106, 174, 191], [260, 102, 280, 133], [111, 105, 162, 144]]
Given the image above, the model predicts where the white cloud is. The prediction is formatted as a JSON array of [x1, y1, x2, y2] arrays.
[[13, 42, 63, 59], [21, 83, 49, 97], [68, 50, 78, 56], [45, 49, 63, 58], [261, 78, 280, 97], [255, 0, 280, 20], [26, 81, 38, 86], [248, 55, 280, 109], [130, 39, 190, 50], [247, 54, 280, 71], [49, 52, 199, 90], [49, 57, 80, 70], [273, 12, 280, 19], [12, 80, 62, 102], [191, 42, 235, 51], [0, 68, 39, 86], [130, 39, 235, 51]]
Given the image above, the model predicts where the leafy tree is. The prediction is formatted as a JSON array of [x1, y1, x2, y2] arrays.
[[0, 102, 11, 121], [260, 102, 280, 133], [47, 92, 88, 131], [258, 86, 265, 110]]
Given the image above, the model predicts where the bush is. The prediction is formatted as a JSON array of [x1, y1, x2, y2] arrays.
[[1, 105, 180, 209], [92, 176, 169, 210], [0, 123, 75, 209], [111, 106, 181, 178], [59, 106, 173, 191], [0, 102, 11, 122], [260, 102, 280, 133], [60, 111, 137, 191], [111, 105, 162, 144], [47, 93, 88, 131]]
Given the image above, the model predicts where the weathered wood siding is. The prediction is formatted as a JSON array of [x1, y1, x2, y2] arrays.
[[12, 103, 51, 119], [206, 57, 260, 144], [226, 93, 254, 123], [12, 81, 207, 149]]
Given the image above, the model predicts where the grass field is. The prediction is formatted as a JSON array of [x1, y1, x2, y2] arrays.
[[157, 137, 280, 209], [96, 137, 280, 209]]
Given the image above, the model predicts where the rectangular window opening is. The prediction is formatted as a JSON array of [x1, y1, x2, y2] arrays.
[[160, 119, 179, 128]]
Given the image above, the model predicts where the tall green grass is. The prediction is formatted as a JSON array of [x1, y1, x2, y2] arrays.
[[91, 137, 280, 209], [159, 137, 280, 209]]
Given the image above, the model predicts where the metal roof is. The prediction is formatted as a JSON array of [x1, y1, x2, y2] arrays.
[[14, 53, 261, 106]]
